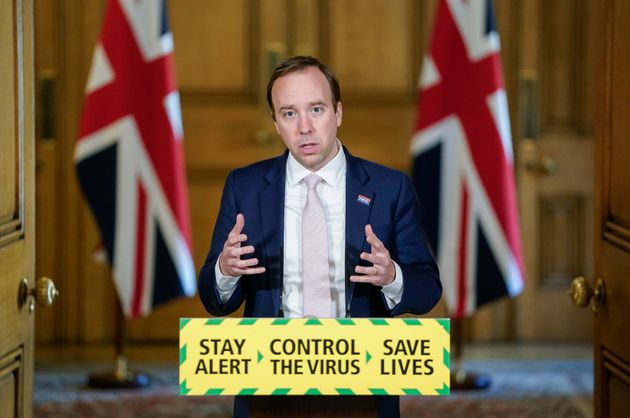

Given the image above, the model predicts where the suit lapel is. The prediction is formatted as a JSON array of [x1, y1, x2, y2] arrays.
[[259, 153, 287, 316], [344, 149, 374, 312]]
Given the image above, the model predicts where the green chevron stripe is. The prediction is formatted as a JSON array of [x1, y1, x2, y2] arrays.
[[238, 318, 257, 325], [437, 383, 450, 395], [272, 318, 291, 325], [403, 318, 422, 326], [271, 388, 291, 395], [205, 318, 224, 325], [238, 388, 258, 395], [369, 388, 388, 395], [179, 379, 190, 395], [205, 388, 224, 395], [403, 388, 422, 395], [366, 351, 372, 364], [437, 318, 450, 333], [335, 388, 355, 395], [443, 347, 450, 369], [305, 318, 322, 325], [179, 344, 187, 365], [304, 388, 322, 395], [179, 318, 191, 330], [257, 351, 264, 363], [369, 319, 388, 326], [336, 318, 355, 325]]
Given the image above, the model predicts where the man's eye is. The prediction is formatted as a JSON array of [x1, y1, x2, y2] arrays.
[[283, 111, 295, 118], [313, 107, 322, 113]]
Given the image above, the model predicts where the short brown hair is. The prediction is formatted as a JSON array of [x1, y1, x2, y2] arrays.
[[266, 56, 341, 120]]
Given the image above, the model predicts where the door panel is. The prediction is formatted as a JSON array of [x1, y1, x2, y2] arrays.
[[516, 0, 597, 340], [0, 0, 35, 417], [594, 0, 630, 416]]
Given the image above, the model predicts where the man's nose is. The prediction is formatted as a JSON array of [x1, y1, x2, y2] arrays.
[[298, 114, 313, 135]]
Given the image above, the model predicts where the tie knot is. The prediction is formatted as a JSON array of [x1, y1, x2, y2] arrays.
[[303, 174, 323, 190]]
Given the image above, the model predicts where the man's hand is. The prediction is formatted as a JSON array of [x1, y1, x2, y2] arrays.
[[218, 214, 266, 276], [350, 224, 395, 286]]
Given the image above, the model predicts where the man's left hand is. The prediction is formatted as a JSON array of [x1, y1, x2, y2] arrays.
[[350, 224, 395, 286]]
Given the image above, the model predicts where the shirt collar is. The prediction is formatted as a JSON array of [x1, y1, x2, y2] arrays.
[[286, 139, 346, 188]]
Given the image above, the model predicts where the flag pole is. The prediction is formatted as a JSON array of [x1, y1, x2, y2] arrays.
[[450, 317, 491, 390], [87, 297, 150, 388]]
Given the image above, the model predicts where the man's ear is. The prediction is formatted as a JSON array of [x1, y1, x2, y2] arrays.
[[335, 101, 343, 127], [273, 118, 280, 135]]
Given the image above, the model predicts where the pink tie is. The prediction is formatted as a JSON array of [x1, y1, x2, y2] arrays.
[[302, 174, 332, 318]]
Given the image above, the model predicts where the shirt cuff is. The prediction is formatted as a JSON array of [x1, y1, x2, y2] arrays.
[[381, 261, 404, 310], [215, 254, 241, 303]]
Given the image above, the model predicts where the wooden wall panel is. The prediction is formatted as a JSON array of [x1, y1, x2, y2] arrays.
[[0, 349, 22, 418], [540, 0, 597, 135], [539, 195, 584, 287], [183, 106, 279, 169], [576, 0, 598, 132], [608, 0, 630, 228], [171, 0, 257, 98], [541, 0, 578, 128], [291, 0, 319, 56], [0, 0, 17, 225], [324, 0, 416, 100]]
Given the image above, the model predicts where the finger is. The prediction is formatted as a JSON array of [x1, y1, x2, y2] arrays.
[[231, 213, 245, 235], [228, 213, 245, 238], [225, 246, 254, 261], [235, 258, 261, 268], [350, 274, 378, 283], [233, 245, 255, 257], [227, 233, 248, 246], [365, 224, 382, 250], [238, 266, 266, 275], [359, 252, 378, 264], [354, 265, 380, 276]]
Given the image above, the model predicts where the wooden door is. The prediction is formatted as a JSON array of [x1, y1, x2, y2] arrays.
[[0, 0, 35, 417], [515, 0, 597, 340], [592, 0, 630, 415]]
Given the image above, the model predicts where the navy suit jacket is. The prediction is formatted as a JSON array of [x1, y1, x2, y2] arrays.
[[198, 148, 441, 418], [199, 148, 440, 317]]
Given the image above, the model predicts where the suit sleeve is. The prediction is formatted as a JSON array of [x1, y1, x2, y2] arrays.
[[386, 173, 442, 316], [198, 172, 247, 316]]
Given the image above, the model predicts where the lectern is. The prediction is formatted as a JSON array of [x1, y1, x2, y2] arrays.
[[249, 396, 378, 418], [179, 318, 451, 416]]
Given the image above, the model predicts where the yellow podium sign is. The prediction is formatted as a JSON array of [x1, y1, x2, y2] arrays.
[[179, 318, 450, 396]]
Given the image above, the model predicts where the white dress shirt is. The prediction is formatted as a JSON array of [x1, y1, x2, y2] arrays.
[[215, 142, 404, 317]]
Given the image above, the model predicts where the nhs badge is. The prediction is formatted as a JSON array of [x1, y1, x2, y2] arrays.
[[357, 194, 371, 206]]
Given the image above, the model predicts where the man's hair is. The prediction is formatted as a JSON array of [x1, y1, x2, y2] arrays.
[[266, 56, 341, 120]]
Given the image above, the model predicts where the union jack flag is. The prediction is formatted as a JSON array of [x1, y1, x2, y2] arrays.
[[75, 0, 196, 319], [411, 0, 524, 318]]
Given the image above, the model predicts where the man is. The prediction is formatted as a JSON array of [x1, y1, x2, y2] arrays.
[[199, 56, 441, 418]]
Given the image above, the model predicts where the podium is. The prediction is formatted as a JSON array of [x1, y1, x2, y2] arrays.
[[249, 396, 377, 418], [179, 318, 450, 416]]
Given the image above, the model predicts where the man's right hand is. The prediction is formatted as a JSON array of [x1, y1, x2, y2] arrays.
[[218, 213, 266, 276]]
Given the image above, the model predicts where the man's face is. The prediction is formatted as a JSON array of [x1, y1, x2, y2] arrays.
[[271, 67, 342, 172]]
